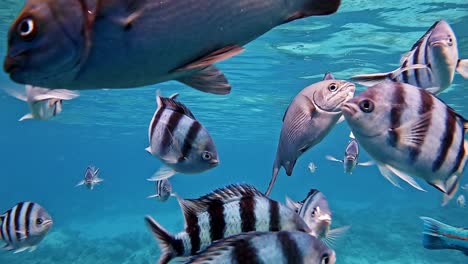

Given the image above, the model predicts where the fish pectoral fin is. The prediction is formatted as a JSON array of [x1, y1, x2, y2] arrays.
[[19, 113, 34, 121], [175, 45, 245, 71], [33, 89, 79, 102], [13, 247, 29, 254], [456, 59, 468, 78], [385, 164, 426, 192], [3, 87, 27, 101], [323, 225, 351, 248], [325, 155, 342, 163], [176, 65, 231, 95], [390, 112, 431, 148], [147, 194, 160, 199], [441, 174, 460, 206], [350, 72, 391, 87], [357, 160, 374, 166], [336, 115, 345, 124], [147, 166, 177, 181], [377, 163, 402, 189], [75, 180, 85, 187]]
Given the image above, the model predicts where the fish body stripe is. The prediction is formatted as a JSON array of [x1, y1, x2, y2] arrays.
[[277, 231, 303, 264], [409, 89, 433, 162], [207, 199, 225, 241], [433, 108, 457, 172], [424, 44, 432, 84], [5, 209, 13, 244], [172, 238, 185, 256], [149, 106, 164, 140], [160, 111, 185, 156], [268, 200, 280, 231], [14, 202, 24, 241], [388, 83, 406, 147], [185, 211, 201, 255], [180, 121, 202, 161], [239, 197, 256, 232], [24, 202, 34, 238], [232, 238, 260, 264], [450, 124, 466, 176], [401, 60, 409, 83], [412, 45, 422, 88]]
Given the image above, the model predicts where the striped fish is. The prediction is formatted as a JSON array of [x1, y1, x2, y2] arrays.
[[185, 231, 336, 264], [266, 72, 355, 195], [145, 184, 311, 264], [420, 217, 468, 255], [0, 202, 53, 253], [342, 81, 468, 205], [75, 166, 103, 190], [3, 85, 79, 121], [326, 132, 374, 174], [351, 20, 468, 94], [147, 179, 174, 202], [146, 91, 219, 181]]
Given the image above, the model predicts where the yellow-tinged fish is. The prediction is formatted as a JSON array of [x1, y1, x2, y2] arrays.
[[4, 0, 341, 95]]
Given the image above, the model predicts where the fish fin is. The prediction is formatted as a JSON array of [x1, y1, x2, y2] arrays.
[[377, 163, 402, 189], [266, 159, 281, 196], [28, 246, 36, 253], [144, 216, 177, 264], [19, 113, 34, 121], [441, 174, 460, 206], [75, 181, 85, 187], [357, 160, 374, 166], [323, 225, 351, 248], [385, 164, 426, 192], [336, 115, 345, 124], [175, 45, 245, 71], [157, 93, 196, 119], [391, 64, 431, 78], [399, 51, 412, 64], [32, 89, 79, 102], [177, 65, 231, 95], [13, 247, 29, 254], [322, 72, 335, 80], [285, 196, 301, 212], [420, 216, 452, 250], [349, 131, 355, 139], [144, 147, 152, 154], [350, 72, 391, 86], [389, 112, 431, 148], [325, 155, 343, 163], [3, 87, 27, 101], [147, 194, 160, 199], [456, 59, 468, 78], [284, 0, 341, 23], [169, 93, 179, 99], [147, 167, 177, 181], [424, 87, 441, 94]]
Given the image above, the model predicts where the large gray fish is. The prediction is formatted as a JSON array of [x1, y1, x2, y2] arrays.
[[146, 91, 219, 181], [147, 179, 174, 202], [266, 73, 355, 195], [185, 231, 336, 264], [420, 217, 468, 256], [4, 85, 79, 121], [145, 184, 311, 264], [342, 81, 468, 205], [325, 132, 373, 174], [0, 202, 53, 253], [75, 165, 103, 190], [351, 20, 468, 94], [4, 0, 341, 95]]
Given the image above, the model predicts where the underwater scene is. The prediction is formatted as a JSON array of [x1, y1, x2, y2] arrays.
[[0, 0, 467, 263]]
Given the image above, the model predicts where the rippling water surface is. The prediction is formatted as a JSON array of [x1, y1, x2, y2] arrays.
[[0, 0, 467, 263]]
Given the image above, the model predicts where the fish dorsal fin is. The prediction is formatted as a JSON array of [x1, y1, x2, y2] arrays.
[[0, 214, 4, 223], [157, 94, 196, 120], [285, 196, 302, 212], [322, 72, 335, 80], [299, 189, 320, 204], [178, 184, 265, 215], [409, 21, 440, 52], [399, 51, 412, 65]]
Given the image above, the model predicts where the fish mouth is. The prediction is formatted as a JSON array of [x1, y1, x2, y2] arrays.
[[43, 220, 53, 227], [3, 55, 22, 74], [318, 214, 332, 223], [341, 103, 357, 116], [430, 40, 448, 48], [209, 159, 219, 167]]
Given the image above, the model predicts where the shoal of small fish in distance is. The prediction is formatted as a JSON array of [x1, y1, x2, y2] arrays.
[[1, 0, 468, 262]]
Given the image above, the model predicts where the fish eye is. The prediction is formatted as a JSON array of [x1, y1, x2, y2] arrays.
[[447, 37, 453, 46], [17, 18, 36, 40], [202, 151, 212, 161], [36, 218, 44, 225], [321, 254, 330, 264], [311, 207, 318, 217], [359, 99, 374, 113], [328, 83, 338, 92]]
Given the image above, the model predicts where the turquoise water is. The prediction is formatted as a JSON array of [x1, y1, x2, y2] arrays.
[[0, 0, 467, 263]]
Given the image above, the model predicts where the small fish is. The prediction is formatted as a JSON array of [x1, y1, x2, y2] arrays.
[[4, 85, 79, 121], [185, 231, 336, 264], [4, 0, 341, 94], [0, 202, 53, 253], [75, 166, 103, 190], [146, 91, 219, 181], [266, 72, 355, 195], [462, 184, 468, 191], [285, 189, 349, 246], [308, 162, 317, 173], [420, 217, 468, 255], [326, 132, 374, 174], [342, 81, 468, 205], [456, 194, 465, 208], [147, 179, 175, 202], [351, 20, 468, 94], [145, 184, 311, 264]]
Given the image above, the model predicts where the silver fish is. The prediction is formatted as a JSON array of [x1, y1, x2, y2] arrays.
[[456, 194, 465, 208], [351, 20, 468, 94], [76, 166, 103, 190], [0, 202, 53, 253], [325, 132, 374, 174], [185, 231, 336, 264], [420, 217, 468, 255], [147, 179, 174, 202], [146, 91, 219, 181], [342, 81, 468, 205], [4, 0, 341, 95], [266, 72, 355, 195], [145, 184, 311, 264], [4, 85, 79, 121]]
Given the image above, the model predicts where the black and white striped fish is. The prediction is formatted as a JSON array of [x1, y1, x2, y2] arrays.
[[351, 20, 468, 94], [145, 184, 311, 264], [0, 202, 53, 253], [75, 165, 103, 190], [4, 85, 79, 121], [185, 231, 336, 264], [326, 132, 373, 174], [147, 179, 174, 202], [146, 91, 219, 181], [342, 81, 468, 205]]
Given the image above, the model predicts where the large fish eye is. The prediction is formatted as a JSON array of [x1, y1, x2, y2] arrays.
[[202, 151, 212, 161], [311, 206, 320, 217], [17, 18, 36, 40], [321, 254, 330, 264], [359, 99, 374, 113], [328, 83, 338, 92], [36, 218, 44, 225], [447, 37, 453, 46]]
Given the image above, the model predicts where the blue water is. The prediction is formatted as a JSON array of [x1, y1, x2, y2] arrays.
[[1, 0, 467, 263]]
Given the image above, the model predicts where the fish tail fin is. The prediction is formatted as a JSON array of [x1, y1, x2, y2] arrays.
[[265, 161, 280, 196], [350, 72, 392, 87], [456, 59, 468, 78], [420, 216, 454, 250], [285, 0, 341, 23], [144, 216, 179, 264], [441, 174, 460, 206]]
